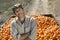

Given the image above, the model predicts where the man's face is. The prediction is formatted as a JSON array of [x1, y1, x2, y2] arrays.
[[15, 8, 24, 19]]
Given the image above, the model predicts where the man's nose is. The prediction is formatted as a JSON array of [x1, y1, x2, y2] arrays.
[[18, 12, 21, 15]]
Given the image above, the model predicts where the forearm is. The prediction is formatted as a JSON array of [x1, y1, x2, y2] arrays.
[[20, 33, 29, 40]]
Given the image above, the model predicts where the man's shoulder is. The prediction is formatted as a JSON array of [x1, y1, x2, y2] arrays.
[[25, 15, 30, 19], [11, 18, 18, 25], [30, 17, 36, 20], [25, 15, 36, 21]]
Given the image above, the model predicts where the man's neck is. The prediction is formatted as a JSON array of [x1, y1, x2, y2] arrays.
[[18, 16, 25, 24]]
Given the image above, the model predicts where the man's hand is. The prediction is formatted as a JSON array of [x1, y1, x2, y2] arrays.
[[20, 33, 29, 40]]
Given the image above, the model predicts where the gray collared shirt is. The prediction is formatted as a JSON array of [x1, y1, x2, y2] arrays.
[[10, 15, 37, 40]]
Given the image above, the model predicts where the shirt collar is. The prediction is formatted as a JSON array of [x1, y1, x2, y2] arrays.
[[16, 16, 26, 25]]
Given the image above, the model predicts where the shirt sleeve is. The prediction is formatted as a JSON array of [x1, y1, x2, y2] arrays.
[[10, 22, 20, 40], [29, 18, 37, 40]]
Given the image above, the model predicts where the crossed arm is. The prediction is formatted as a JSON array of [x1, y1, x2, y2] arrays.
[[10, 22, 31, 40], [20, 33, 31, 40]]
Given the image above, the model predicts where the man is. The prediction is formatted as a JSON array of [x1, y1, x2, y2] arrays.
[[10, 4, 37, 40]]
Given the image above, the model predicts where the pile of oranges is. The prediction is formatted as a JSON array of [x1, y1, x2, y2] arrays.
[[0, 15, 60, 40], [0, 17, 15, 40], [31, 15, 60, 40]]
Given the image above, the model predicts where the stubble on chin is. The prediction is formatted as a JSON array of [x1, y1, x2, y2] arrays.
[[18, 14, 24, 21]]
